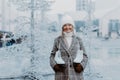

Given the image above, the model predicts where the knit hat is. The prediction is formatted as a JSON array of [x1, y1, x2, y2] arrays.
[[61, 15, 75, 28], [60, 15, 76, 35]]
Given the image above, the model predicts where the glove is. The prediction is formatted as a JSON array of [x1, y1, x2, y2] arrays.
[[73, 63, 83, 73], [53, 64, 66, 72]]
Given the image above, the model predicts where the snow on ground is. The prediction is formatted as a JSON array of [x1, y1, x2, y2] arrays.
[[0, 31, 120, 80], [86, 34, 120, 80]]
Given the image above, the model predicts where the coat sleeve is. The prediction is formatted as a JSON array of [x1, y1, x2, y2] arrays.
[[77, 37, 88, 70], [50, 38, 58, 68]]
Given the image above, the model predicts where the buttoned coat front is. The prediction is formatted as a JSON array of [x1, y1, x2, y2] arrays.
[[50, 35, 88, 80]]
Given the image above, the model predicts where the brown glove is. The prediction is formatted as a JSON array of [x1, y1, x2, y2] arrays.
[[73, 63, 83, 73], [53, 64, 66, 72]]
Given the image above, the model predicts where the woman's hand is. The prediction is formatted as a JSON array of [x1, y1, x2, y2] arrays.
[[53, 64, 66, 72], [73, 63, 83, 73]]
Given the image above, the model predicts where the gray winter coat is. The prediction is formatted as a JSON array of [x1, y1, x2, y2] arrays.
[[50, 35, 88, 80]]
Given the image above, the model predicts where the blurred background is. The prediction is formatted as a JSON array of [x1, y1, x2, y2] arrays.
[[0, 0, 120, 80]]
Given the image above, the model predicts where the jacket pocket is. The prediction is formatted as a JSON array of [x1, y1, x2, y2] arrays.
[[53, 64, 66, 72], [73, 62, 83, 73]]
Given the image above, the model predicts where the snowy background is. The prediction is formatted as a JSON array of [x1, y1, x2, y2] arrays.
[[0, 31, 120, 80], [0, 0, 120, 80]]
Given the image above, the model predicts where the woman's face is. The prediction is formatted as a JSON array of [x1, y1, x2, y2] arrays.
[[62, 24, 73, 33]]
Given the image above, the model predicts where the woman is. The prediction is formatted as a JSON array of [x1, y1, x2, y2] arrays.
[[50, 15, 88, 80]]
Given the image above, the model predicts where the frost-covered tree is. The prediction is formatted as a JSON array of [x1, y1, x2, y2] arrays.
[[80, 1, 103, 80], [1, 0, 55, 79], [9, 0, 54, 23]]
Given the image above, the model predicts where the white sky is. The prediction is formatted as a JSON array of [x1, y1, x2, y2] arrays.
[[50, 0, 120, 13], [96, 0, 120, 10], [0, 0, 120, 15], [0, 0, 120, 31], [50, 0, 76, 13]]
